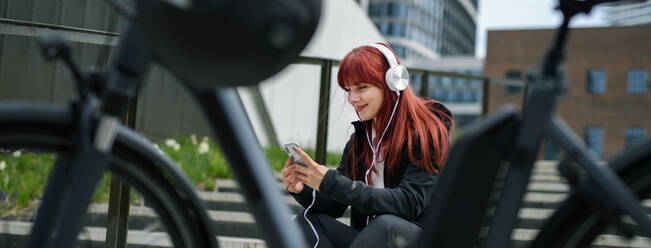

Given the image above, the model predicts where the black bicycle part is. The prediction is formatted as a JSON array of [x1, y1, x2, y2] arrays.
[[482, 1, 631, 247], [552, 116, 651, 236], [37, 35, 89, 100], [132, 0, 322, 89], [27, 94, 116, 248], [418, 106, 519, 248], [193, 87, 308, 248], [532, 138, 651, 247], [0, 103, 218, 248]]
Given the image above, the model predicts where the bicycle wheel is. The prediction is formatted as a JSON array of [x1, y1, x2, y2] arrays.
[[0, 102, 217, 248], [532, 139, 651, 248]]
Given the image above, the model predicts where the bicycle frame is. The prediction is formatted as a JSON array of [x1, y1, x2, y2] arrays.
[[191, 87, 308, 247], [483, 0, 651, 247], [27, 1, 316, 247]]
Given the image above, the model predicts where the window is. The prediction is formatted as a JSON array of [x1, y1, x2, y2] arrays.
[[428, 76, 439, 87], [392, 45, 406, 59], [626, 127, 645, 148], [543, 139, 560, 160], [390, 3, 408, 18], [586, 69, 606, 94], [627, 69, 648, 94], [390, 23, 406, 37], [504, 70, 522, 94], [585, 127, 603, 160], [441, 77, 452, 87], [377, 22, 390, 35], [369, 3, 388, 16], [410, 74, 422, 94], [431, 90, 446, 101], [461, 90, 474, 102], [454, 70, 467, 87], [447, 90, 459, 102]]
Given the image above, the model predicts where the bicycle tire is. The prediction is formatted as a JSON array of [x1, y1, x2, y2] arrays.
[[0, 102, 217, 248], [532, 139, 651, 248]]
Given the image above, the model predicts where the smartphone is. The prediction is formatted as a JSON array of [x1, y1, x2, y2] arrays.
[[284, 143, 308, 167]]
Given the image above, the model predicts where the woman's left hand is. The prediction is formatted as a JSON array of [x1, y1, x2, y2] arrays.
[[292, 147, 330, 191]]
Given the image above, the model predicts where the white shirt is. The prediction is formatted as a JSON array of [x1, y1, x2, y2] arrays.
[[370, 128, 385, 189]]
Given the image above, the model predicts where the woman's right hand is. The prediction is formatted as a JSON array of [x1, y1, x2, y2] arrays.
[[281, 157, 304, 193]]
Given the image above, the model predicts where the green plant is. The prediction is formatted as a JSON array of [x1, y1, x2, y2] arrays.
[[155, 135, 231, 191], [0, 135, 344, 216]]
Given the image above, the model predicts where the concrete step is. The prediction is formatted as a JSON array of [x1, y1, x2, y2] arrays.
[[81, 203, 349, 240], [510, 228, 651, 248], [0, 220, 268, 248], [197, 190, 352, 217]]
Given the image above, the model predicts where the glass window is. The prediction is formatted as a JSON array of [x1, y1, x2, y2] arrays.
[[473, 91, 481, 102], [585, 127, 603, 160], [431, 90, 446, 101], [627, 69, 648, 94], [454, 70, 467, 87], [390, 3, 408, 18], [369, 3, 388, 16], [586, 69, 606, 94], [626, 127, 645, 148], [447, 90, 459, 102], [441, 77, 452, 87], [392, 45, 406, 59], [543, 139, 560, 160], [461, 90, 473, 102], [504, 70, 522, 94], [377, 22, 390, 35], [410, 74, 422, 94], [428, 75, 439, 87], [390, 23, 406, 37]]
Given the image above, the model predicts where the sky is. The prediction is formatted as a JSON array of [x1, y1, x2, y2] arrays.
[[475, 0, 611, 58]]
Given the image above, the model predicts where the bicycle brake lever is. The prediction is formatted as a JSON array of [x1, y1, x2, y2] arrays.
[[38, 35, 89, 99]]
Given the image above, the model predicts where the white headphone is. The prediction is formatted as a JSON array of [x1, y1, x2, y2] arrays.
[[369, 43, 409, 93]]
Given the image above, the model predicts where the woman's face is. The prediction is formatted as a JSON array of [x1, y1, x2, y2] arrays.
[[346, 83, 384, 121]]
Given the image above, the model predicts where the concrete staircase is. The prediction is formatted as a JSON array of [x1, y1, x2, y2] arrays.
[[1, 161, 650, 247]]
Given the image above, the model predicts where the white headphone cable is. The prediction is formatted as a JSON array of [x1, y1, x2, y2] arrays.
[[303, 91, 401, 247], [363, 92, 400, 225], [304, 188, 319, 248]]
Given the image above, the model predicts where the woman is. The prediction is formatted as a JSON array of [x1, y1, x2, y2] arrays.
[[281, 43, 453, 248]]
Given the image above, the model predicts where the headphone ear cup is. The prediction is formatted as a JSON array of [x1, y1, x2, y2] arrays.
[[385, 65, 409, 92]]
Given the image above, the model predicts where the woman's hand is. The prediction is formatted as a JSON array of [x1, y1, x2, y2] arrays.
[[293, 147, 330, 191], [281, 157, 304, 193]]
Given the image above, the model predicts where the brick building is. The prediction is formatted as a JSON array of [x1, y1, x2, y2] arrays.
[[483, 25, 651, 160]]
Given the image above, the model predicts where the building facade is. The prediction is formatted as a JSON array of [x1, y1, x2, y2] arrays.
[[484, 25, 651, 160], [404, 57, 483, 127], [364, 0, 478, 60], [603, 0, 651, 26]]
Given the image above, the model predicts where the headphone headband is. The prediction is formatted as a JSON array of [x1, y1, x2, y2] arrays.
[[368, 43, 409, 92], [369, 44, 399, 68]]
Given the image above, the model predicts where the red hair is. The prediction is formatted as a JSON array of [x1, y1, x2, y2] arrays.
[[337, 43, 454, 183]]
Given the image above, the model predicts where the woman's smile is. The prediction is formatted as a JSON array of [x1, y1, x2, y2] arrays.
[[347, 84, 384, 121]]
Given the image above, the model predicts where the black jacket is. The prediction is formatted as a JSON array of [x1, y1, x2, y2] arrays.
[[291, 103, 451, 230]]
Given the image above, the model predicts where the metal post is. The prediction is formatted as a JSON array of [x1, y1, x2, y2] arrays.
[[419, 71, 430, 98], [481, 78, 490, 116], [315, 60, 332, 165], [521, 81, 529, 110], [105, 88, 137, 248], [249, 85, 280, 147]]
